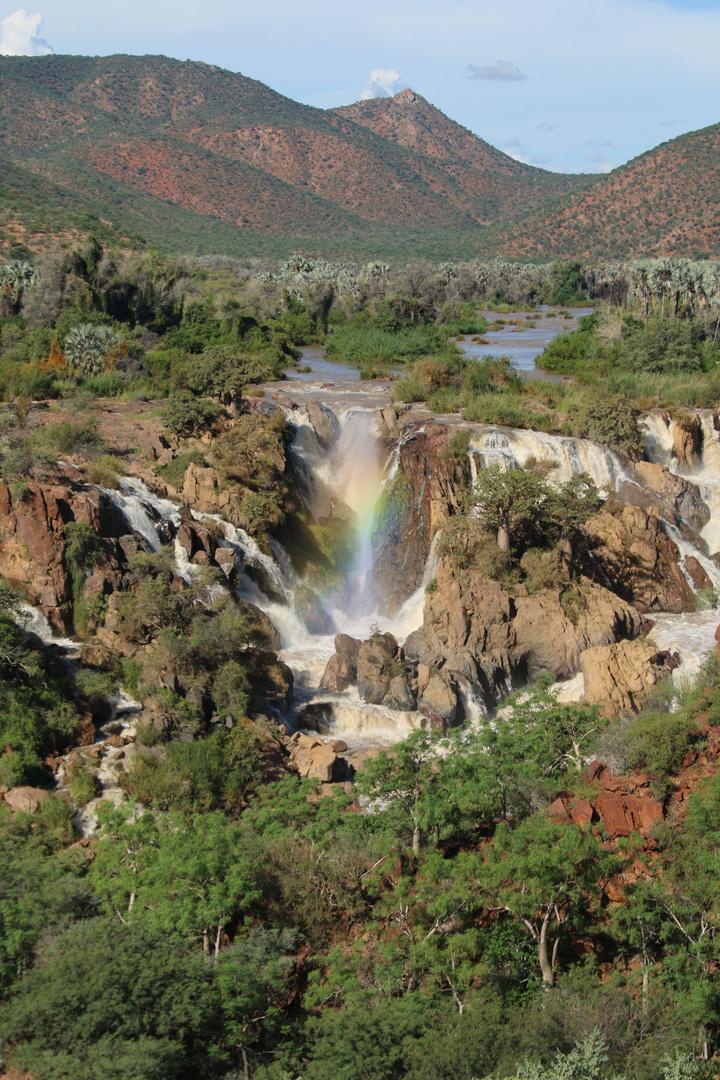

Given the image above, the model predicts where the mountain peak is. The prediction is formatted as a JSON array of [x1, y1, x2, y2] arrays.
[[392, 89, 424, 105]]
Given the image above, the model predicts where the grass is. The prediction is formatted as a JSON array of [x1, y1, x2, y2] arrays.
[[325, 321, 459, 367], [155, 450, 206, 490]]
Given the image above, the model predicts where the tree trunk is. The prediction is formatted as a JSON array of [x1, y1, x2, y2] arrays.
[[214, 924, 223, 961], [498, 520, 510, 552], [127, 890, 136, 914], [241, 1044, 250, 1080], [538, 907, 556, 987], [412, 822, 421, 858], [202, 930, 210, 955]]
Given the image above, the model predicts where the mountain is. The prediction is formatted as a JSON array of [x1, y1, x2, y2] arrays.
[[0, 53, 719, 261], [479, 122, 720, 261], [0, 54, 588, 258]]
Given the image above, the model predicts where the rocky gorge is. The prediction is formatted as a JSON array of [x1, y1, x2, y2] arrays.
[[3, 381, 720, 835]]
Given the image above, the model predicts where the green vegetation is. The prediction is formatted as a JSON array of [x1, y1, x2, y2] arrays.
[[536, 306, 720, 411], [1, 656, 718, 1078]]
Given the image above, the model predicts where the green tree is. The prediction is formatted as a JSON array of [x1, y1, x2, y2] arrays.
[[483, 817, 619, 987], [473, 465, 547, 552], [139, 812, 260, 957], [186, 344, 275, 405], [358, 730, 446, 857], [217, 926, 299, 1080], [0, 920, 223, 1080]]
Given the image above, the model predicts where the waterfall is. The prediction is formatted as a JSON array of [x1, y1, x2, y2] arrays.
[[642, 410, 720, 555], [468, 425, 628, 493], [18, 603, 79, 652]]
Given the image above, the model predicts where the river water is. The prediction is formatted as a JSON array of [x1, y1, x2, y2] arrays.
[[278, 305, 589, 408], [17, 312, 720, 830]]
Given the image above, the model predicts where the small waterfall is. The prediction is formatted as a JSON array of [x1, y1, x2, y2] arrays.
[[642, 410, 720, 555], [468, 426, 628, 493], [661, 520, 720, 591], [18, 603, 79, 652]]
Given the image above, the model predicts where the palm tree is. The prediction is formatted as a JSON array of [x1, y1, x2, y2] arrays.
[[63, 324, 119, 376]]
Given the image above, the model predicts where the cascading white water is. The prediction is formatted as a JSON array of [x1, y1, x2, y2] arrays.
[[642, 410, 720, 555], [468, 425, 628, 493], [18, 603, 79, 652]]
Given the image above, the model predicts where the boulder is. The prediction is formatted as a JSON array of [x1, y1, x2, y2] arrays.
[[594, 790, 663, 838], [319, 635, 362, 692], [417, 665, 458, 731], [305, 401, 340, 448], [215, 547, 237, 578], [297, 702, 334, 734], [579, 639, 672, 718], [384, 675, 417, 711], [356, 634, 399, 706], [4, 786, 49, 813], [320, 652, 356, 692], [286, 732, 347, 782], [672, 413, 703, 468], [115, 357, 151, 378]]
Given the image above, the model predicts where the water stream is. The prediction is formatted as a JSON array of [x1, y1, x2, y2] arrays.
[[13, 375, 720, 829]]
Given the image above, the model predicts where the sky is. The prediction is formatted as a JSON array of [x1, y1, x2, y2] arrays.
[[1, 0, 720, 174]]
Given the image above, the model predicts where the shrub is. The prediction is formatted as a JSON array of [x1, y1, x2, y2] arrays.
[[66, 754, 99, 806], [573, 396, 643, 459], [625, 712, 693, 779], [34, 418, 105, 456], [160, 392, 225, 437], [85, 453, 125, 488], [155, 450, 205, 490]]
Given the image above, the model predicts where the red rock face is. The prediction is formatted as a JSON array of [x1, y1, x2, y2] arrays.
[[372, 423, 465, 616], [552, 764, 664, 840], [0, 483, 124, 631]]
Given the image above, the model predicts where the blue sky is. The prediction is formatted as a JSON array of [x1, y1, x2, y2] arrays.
[[2, 0, 720, 174]]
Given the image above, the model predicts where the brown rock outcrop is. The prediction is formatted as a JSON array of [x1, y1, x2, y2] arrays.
[[630, 460, 710, 534], [672, 412, 703, 467], [372, 423, 466, 616], [579, 639, 674, 718], [286, 732, 348, 782], [416, 664, 458, 730], [0, 482, 130, 630], [421, 557, 643, 700], [4, 786, 49, 813], [584, 505, 696, 613]]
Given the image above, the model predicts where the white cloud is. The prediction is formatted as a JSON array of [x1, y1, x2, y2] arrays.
[[0, 8, 53, 55], [360, 68, 402, 99], [584, 150, 614, 173], [468, 60, 526, 81]]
